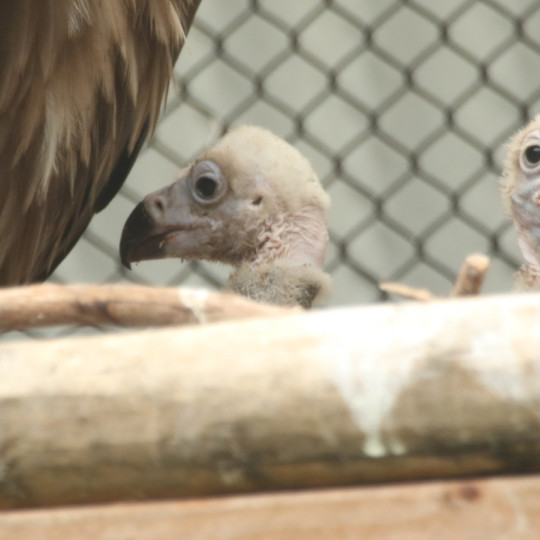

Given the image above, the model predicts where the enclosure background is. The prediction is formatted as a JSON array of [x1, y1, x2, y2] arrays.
[[52, 0, 537, 308]]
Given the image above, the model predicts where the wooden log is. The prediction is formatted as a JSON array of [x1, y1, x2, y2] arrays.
[[3, 293, 540, 508], [1, 475, 540, 539], [0, 284, 292, 331]]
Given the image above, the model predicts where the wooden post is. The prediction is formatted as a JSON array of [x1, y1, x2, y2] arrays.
[[2, 293, 540, 508], [1, 475, 540, 539], [451, 254, 490, 296]]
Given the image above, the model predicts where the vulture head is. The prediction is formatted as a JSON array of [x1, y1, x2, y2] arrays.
[[500, 115, 540, 288], [120, 125, 331, 307]]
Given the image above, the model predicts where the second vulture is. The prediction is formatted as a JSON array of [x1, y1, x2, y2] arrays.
[[120, 125, 332, 308], [501, 115, 540, 289]]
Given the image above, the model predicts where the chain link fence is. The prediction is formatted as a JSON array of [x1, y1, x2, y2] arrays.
[[47, 0, 540, 321]]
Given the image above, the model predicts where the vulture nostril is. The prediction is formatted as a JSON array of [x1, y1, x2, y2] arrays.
[[148, 196, 166, 216]]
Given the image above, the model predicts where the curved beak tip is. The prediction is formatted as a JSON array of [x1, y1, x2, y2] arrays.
[[119, 202, 155, 270], [119, 233, 135, 270], [120, 251, 132, 270]]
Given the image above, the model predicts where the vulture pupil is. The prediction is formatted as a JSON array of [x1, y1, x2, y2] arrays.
[[525, 145, 540, 165], [195, 176, 218, 199]]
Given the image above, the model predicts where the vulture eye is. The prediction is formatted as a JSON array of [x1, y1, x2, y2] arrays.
[[189, 160, 227, 204], [195, 176, 218, 199], [524, 145, 540, 167]]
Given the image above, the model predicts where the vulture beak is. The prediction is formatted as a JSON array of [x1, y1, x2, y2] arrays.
[[119, 202, 160, 269], [119, 182, 223, 269]]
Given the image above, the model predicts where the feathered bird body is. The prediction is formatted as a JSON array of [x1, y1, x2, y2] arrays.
[[0, 0, 200, 283]]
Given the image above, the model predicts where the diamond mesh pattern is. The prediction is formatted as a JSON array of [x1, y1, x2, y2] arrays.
[[47, 0, 540, 313]]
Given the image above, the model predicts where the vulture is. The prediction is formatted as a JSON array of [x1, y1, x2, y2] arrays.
[[120, 125, 332, 308], [0, 0, 201, 285], [500, 115, 540, 289]]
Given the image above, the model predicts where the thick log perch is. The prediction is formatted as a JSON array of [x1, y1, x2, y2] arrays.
[[0, 284, 292, 331], [2, 293, 540, 508]]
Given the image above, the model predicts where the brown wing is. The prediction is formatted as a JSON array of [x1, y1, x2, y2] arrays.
[[0, 0, 201, 284]]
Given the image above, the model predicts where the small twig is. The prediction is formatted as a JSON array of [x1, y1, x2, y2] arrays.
[[381, 253, 491, 301], [451, 254, 490, 297], [0, 284, 296, 332], [379, 282, 435, 301]]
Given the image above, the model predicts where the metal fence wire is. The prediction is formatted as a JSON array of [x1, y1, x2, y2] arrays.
[[50, 0, 539, 316]]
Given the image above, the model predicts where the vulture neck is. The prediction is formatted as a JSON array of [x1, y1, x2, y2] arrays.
[[227, 208, 330, 308], [227, 262, 331, 309]]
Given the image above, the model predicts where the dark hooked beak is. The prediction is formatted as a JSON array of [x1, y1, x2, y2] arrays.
[[119, 202, 162, 269]]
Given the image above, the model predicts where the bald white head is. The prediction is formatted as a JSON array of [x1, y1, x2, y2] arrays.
[[501, 115, 540, 286], [120, 125, 331, 306]]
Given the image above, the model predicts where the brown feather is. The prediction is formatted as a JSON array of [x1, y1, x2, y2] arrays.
[[0, 0, 201, 284]]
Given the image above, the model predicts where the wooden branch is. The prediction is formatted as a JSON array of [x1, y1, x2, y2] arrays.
[[451, 253, 491, 296], [381, 253, 491, 300], [0, 284, 293, 331], [1, 475, 540, 539], [379, 282, 435, 301], [3, 293, 540, 508]]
